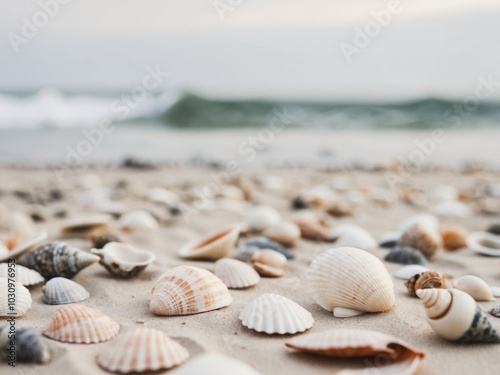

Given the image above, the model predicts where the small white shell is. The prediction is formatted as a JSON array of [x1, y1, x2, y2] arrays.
[[491, 286, 500, 298], [245, 205, 281, 232], [148, 187, 180, 206], [239, 293, 314, 334], [60, 214, 111, 237], [119, 210, 159, 232], [467, 232, 500, 256], [394, 265, 429, 280], [329, 225, 377, 252], [178, 224, 240, 261], [263, 222, 301, 246], [0, 263, 44, 286], [432, 201, 471, 217], [400, 213, 439, 231], [168, 353, 262, 375], [250, 249, 287, 278], [214, 258, 260, 289], [0, 231, 48, 262], [43, 277, 90, 305], [453, 275, 495, 301], [0, 277, 32, 317]]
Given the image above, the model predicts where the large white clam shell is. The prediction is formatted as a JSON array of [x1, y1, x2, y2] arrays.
[[97, 328, 189, 373], [239, 293, 314, 334], [0, 263, 44, 286], [43, 277, 90, 305], [0, 231, 48, 262], [467, 232, 500, 256], [328, 225, 377, 251], [119, 210, 159, 232], [453, 275, 495, 301], [178, 224, 240, 261], [214, 258, 260, 289], [245, 205, 280, 232], [307, 247, 395, 317], [168, 353, 262, 375], [0, 277, 32, 317]]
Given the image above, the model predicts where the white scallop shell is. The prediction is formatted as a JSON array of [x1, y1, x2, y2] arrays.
[[307, 247, 395, 317], [0, 263, 44, 286], [263, 222, 301, 246], [119, 210, 159, 232], [394, 265, 429, 280], [0, 277, 32, 317], [239, 293, 314, 334], [168, 353, 262, 375], [178, 224, 240, 261], [214, 258, 260, 289], [43, 277, 90, 305], [97, 328, 189, 373], [453, 275, 495, 301], [467, 232, 500, 256], [0, 231, 48, 262], [60, 214, 111, 236], [245, 205, 281, 232], [329, 225, 377, 251], [400, 213, 439, 231]]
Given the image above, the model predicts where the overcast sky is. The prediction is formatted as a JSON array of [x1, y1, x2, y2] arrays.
[[1, 0, 500, 100]]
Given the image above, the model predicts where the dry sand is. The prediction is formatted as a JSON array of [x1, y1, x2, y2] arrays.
[[0, 166, 500, 375]]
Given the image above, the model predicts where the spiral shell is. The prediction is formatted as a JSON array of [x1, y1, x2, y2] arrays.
[[0, 277, 32, 317], [307, 247, 395, 317], [97, 328, 189, 373], [214, 258, 260, 289], [168, 353, 262, 375], [416, 288, 500, 342], [384, 246, 428, 266], [178, 224, 240, 261], [150, 266, 232, 315], [0, 263, 44, 286], [0, 327, 51, 364], [398, 223, 442, 259], [405, 271, 445, 297], [453, 275, 495, 302], [43, 277, 90, 305]]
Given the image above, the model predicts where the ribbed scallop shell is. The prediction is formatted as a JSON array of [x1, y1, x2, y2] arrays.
[[214, 258, 260, 289], [0, 327, 51, 364], [43, 304, 120, 343], [239, 293, 314, 334], [178, 224, 240, 260], [43, 277, 90, 305], [150, 266, 232, 315], [453, 275, 495, 301], [0, 263, 44, 286], [0, 277, 32, 317], [97, 328, 189, 373], [168, 353, 262, 375], [307, 247, 395, 317], [467, 232, 500, 256]]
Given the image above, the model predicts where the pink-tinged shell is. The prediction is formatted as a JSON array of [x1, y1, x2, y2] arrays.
[[214, 258, 260, 289], [150, 266, 232, 315], [43, 304, 120, 344], [97, 328, 189, 373], [177, 225, 240, 260]]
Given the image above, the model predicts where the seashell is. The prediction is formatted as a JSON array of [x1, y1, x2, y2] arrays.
[[308, 247, 395, 317], [0, 263, 44, 286], [417, 288, 500, 342], [378, 231, 401, 248], [148, 187, 180, 206], [178, 224, 240, 261], [43, 304, 120, 343], [432, 201, 471, 218], [0, 230, 48, 262], [295, 220, 330, 242], [60, 214, 111, 237], [0, 242, 9, 259], [394, 265, 429, 280], [329, 225, 377, 252], [245, 205, 281, 232], [467, 231, 500, 256], [239, 293, 314, 334], [0, 277, 32, 317], [18, 241, 100, 279], [90, 231, 121, 249], [487, 223, 500, 236], [150, 266, 232, 315], [238, 237, 294, 259], [97, 328, 189, 373], [0, 327, 51, 364], [452, 275, 495, 301], [400, 213, 439, 231], [119, 210, 159, 232], [262, 222, 300, 247], [325, 201, 354, 217], [440, 225, 468, 251], [490, 304, 500, 318], [168, 353, 262, 375], [285, 329, 425, 375], [250, 249, 286, 278], [491, 286, 500, 297], [405, 271, 445, 297], [3, 211, 36, 239], [91, 242, 155, 278], [384, 246, 428, 266], [77, 173, 101, 189], [398, 223, 442, 259], [43, 277, 90, 305], [214, 258, 260, 289]]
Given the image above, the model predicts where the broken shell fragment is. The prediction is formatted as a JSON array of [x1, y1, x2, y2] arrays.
[[178, 224, 240, 261]]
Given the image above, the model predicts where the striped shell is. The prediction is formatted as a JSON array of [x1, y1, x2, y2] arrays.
[[214, 258, 260, 289], [150, 266, 232, 315], [168, 353, 262, 375], [97, 328, 189, 373], [178, 224, 240, 260], [43, 304, 120, 343], [239, 293, 314, 334], [0, 263, 44, 286], [0, 277, 32, 317], [0, 327, 51, 364], [43, 277, 90, 305]]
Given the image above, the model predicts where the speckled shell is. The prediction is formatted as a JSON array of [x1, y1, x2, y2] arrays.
[[398, 223, 442, 259], [329, 225, 377, 252], [453, 275, 495, 301], [417, 288, 500, 342], [0, 327, 51, 364], [168, 353, 262, 375], [97, 328, 189, 373], [467, 232, 500, 257], [384, 247, 428, 266], [214, 258, 260, 289], [43, 277, 90, 305], [245, 205, 281, 232], [60, 214, 111, 237], [239, 293, 314, 334], [43, 304, 120, 344], [490, 304, 500, 318], [18, 241, 100, 279], [178, 224, 240, 261], [0, 277, 32, 317], [119, 210, 159, 232], [307, 247, 395, 317], [150, 266, 232, 315], [0, 263, 44, 286]]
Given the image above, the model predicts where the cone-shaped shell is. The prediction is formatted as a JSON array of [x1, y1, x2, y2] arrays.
[[0, 231, 48, 262], [467, 232, 500, 256], [168, 353, 262, 375], [150, 266, 232, 315], [453, 275, 495, 301], [0, 263, 44, 286], [0, 327, 51, 364], [239, 293, 314, 334], [97, 328, 189, 373], [43, 304, 120, 343], [178, 224, 240, 261], [307, 247, 395, 316], [398, 223, 442, 259], [43, 277, 90, 305], [416, 288, 500, 342], [214, 258, 260, 289], [0, 277, 32, 317], [18, 241, 99, 279]]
